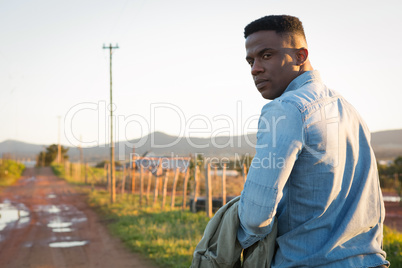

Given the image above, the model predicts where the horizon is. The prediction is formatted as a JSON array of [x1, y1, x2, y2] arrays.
[[1, 127, 401, 148], [1, 0, 401, 146]]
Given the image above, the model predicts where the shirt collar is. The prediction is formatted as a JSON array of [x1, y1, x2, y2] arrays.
[[283, 70, 322, 94]]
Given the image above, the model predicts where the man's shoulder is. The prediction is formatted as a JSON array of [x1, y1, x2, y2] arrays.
[[276, 80, 340, 114]]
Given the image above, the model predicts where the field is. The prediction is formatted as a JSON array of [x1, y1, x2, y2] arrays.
[[86, 191, 208, 267], [52, 164, 401, 267]]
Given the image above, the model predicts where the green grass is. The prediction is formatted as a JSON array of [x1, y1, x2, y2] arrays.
[[87, 190, 209, 268], [85, 189, 402, 267], [53, 163, 402, 267], [51, 164, 66, 178], [384, 225, 402, 265], [0, 159, 25, 187], [52, 163, 105, 186]]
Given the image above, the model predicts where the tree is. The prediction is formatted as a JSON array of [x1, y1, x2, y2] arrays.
[[394, 156, 402, 174], [95, 160, 122, 169], [36, 144, 69, 166]]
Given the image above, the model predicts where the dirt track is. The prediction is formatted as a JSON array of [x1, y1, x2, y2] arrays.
[[0, 167, 400, 268], [0, 167, 158, 268]]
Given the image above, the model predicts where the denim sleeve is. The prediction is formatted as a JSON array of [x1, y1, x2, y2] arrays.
[[237, 100, 304, 249]]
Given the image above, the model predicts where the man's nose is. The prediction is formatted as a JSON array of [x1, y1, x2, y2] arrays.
[[251, 61, 264, 76]]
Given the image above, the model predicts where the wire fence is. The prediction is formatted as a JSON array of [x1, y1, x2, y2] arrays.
[[60, 158, 248, 217]]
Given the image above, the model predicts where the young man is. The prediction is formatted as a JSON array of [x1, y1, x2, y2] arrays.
[[237, 15, 389, 267]]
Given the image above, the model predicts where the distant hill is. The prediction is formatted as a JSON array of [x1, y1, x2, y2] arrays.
[[0, 140, 45, 160], [1, 129, 401, 163], [76, 131, 258, 162], [371, 129, 402, 160], [0, 132, 258, 163]]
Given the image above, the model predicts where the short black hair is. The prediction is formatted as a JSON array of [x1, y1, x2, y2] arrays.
[[244, 15, 306, 41]]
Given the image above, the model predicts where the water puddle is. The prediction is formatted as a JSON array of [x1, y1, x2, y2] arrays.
[[1, 199, 89, 247], [34, 204, 66, 214], [19, 176, 36, 184], [24, 241, 33, 247], [71, 216, 87, 223], [35, 204, 87, 235], [47, 220, 72, 229], [0, 199, 30, 231], [48, 205, 61, 214], [49, 240, 88, 248], [52, 227, 74, 233]]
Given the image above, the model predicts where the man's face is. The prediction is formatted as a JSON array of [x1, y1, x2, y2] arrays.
[[245, 30, 300, 100]]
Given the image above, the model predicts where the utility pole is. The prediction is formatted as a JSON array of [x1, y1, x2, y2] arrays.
[[79, 135, 84, 181], [103, 43, 119, 203], [79, 135, 84, 165], [57, 116, 61, 164]]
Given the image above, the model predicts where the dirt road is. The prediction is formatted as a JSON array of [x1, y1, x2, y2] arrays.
[[0, 167, 158, 268]]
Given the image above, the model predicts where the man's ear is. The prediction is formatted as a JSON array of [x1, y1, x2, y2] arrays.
[[296, 48, 308, 66]]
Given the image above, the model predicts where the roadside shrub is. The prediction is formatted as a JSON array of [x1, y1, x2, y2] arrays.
[[384, 225, 402, 265], [0, 159, 25, 186]]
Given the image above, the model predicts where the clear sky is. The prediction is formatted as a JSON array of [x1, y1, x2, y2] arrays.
[[1, 0, 401, 148]]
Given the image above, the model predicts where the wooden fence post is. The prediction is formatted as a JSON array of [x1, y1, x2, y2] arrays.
[[170, 167, 180, 209], [139, 166, 144, 205], [146, 170, 152, 205], [77, 163, 81, 182], [89, 166, 95, 191], [192, 166, 199, 213], [162, 171, 169, 210], [79, 163, 82, 182], [105, 163, 109, 191], [84, 163, 88, 184], [64, 161, 68, 176], [153, 173, 159, 206], [121, 164, 126, 195], [205, 163, 212, 218], [182, 167, 190, 210], [242, 163, 248, 184], [222, 164, 227, 206], [159, 170, 163, 195], [131, 155, 136, 196], [75, 163, 78, 181], [153, 162, 162, 206], [71, 163, 75, 180]]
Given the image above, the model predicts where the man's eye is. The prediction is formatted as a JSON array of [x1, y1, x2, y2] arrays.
[[262, 53, 271, 59], [247, 60, 254, 67]]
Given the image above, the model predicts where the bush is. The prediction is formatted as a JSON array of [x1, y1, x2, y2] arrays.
[[384, 225, 402, 265], [0, 159, 25, 186]]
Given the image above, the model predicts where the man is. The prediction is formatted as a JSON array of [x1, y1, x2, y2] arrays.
[[237, 15, 389, 267]]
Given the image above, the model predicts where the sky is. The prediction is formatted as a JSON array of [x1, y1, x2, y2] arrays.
[[1, 0, 401, 148]]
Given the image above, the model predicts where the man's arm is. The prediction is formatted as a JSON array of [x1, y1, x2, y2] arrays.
[[237, 100, 304, 249]]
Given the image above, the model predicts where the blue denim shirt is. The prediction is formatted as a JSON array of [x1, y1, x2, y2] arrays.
[[237, 71, 389, 267]]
